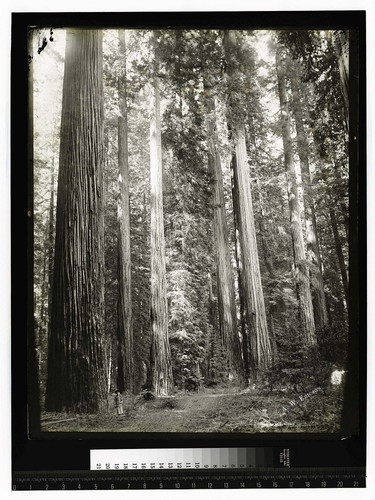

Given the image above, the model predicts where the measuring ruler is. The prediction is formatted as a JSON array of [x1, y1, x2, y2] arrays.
[[12, 467, 365, 489], [12, 445, 365, 489]]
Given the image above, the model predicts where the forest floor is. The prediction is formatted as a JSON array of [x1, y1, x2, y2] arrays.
[[40, 384, 343, 433]]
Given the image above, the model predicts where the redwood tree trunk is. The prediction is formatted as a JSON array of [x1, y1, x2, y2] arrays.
[[45, 29, 107, 413], [231, 156, 250, 379], [329, 206, 349, 306], [223, 30, 272, 379], [149, 32, 173, 396], [40, 163, 55, 375], [254, 182, 279, 362], [117, 30, 134, 393], [207, 272, 218, 380], [38, 164, 55, 359], [289, 64, 329, 332], [205, 84, 244, 381], [246, 117, 278, 362], [275, 47, 316, 347]]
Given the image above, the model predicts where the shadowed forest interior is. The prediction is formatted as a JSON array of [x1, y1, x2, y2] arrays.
[[32, 28, 350, 433]]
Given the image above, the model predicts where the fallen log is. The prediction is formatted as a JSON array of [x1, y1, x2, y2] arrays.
[[42, 417, 78, 425]]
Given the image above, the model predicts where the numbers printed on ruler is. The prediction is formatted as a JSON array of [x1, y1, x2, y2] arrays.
[[12, 471, 366, 490], [24, 449, 357, 489]]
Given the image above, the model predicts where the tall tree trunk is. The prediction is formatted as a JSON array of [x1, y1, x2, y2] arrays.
[[38, 241, 48, 367], [47, 160, 55, 318], [246, 115, 278, 362], [275, 47, 316, 347], [254, 182, 279, 362], [289, 63, 329, 332], [149, 32, 173, 396], [207, 272, 217, 380], [117, 30, 134, 393], [134, 192, 151, 393], [45, 30, 107, 413], [332, 158, 349, 240], [332, 30, 349, 131], [230, 156, 250, 379], [205, 83, 244, 381], [103, 127, 117, 393], [329, 206, 349, 306], [38, 161, 55, 379], [223, 30, 272, 379], [40, 162, 55, 337]]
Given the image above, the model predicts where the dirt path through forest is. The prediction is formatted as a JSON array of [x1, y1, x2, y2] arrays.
[[41, 386, 343, 433]]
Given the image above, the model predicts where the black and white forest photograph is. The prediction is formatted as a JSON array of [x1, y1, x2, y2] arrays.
[[31, 27, 352, 434]]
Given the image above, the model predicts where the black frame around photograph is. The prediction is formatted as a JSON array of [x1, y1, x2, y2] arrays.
[[11, 10, 366, 484]]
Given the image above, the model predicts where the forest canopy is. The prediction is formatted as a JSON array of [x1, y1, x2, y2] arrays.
[[32, 28, 349, 432]]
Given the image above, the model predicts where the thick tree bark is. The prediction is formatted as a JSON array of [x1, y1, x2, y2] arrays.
[[289, 64, 329, 332], [149, 32, 174, 396], [207, 272, 217, 380], [230, 156, 250, 379], [275, 47, 316, 347], [133, 192, 151, 394], [329, 206, 349, 306], [45, 30, 107, 413], [205, 84, 244, 381], [117, 30, 134, 393], [246, 116, 279, 362], [232, 129, 273, 375], [223, 30, 272, 379]]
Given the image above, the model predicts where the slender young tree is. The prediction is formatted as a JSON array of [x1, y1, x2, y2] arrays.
[[329, 206, 349, 306], [223, 30, 272, 379], [38, 161, 55, 378], [45, 29, 107, 413], [288, 59, 329, 331], [149, 32, 173, 396], [253, 181, 279, 361], [275, 46, 316, 347], [47, 160, 55, 317], [117, 30, 134, 393], [38, 164, 55, 341]]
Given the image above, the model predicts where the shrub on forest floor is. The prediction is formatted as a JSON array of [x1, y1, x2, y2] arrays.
[[156, 398, 180, 410], [133, 393, 183, 411], [204, 379, 219, 388], [258, 344, 335, 397], [141, 389, 155, 401]]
